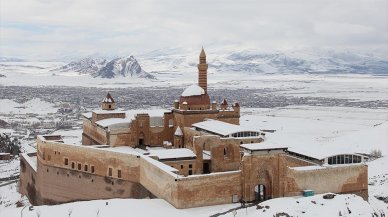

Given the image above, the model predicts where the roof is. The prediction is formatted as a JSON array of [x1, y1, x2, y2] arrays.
[[192, 119, 260, 137], [200, 47, 206, 57], [240, 142, 288, 151], [181, 85, 205, 97], [149, 148, 196, 160], [102, 93, 115, 103], [174, 126, 183, 136], [95, 118, 131, 128]]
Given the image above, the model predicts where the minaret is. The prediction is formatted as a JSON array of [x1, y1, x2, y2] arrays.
[[198, 47, 208, 93]]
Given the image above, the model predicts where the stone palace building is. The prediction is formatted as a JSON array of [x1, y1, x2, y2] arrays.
[[19, 48, 368, 209]]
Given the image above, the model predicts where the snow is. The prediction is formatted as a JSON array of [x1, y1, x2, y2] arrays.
[[103, 146, 139, 156], [181, 84, 205, 97], [240, 106, 388, 160], [193, 119, 260, 137], [82, 112, 92, 119], [368, 156, 388, 203], [237, 193, 381, 217], [148, 148, 196, 160], [240, 142, 287, 151], [290, 165, 326, 171], [174, 126, 183, 136], [0, 98, 57, 115], [95, 118, 131, 128]]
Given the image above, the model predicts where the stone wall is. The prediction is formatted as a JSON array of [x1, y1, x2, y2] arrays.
[[285, 164, 368, 199], [82, 119, 107, 145]]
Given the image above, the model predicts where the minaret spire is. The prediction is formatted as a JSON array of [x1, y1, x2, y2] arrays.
[[198, 47, 208, 93]]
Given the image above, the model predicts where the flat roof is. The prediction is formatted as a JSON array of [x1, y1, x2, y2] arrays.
[[148, 148, 196, 161], [240, 142, 288, 151], [95, 118, 131, 128], [192, 119, 260, 137]]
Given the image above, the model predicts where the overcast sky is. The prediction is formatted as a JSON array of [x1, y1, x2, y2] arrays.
[[0, 0, 387, 59]]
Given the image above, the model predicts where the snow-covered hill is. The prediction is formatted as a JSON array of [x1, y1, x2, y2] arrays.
[[53, 56, 154, 79], [138, 47, 388, 75], [53, 57, 106, 75], [94, 56, 154, 79]]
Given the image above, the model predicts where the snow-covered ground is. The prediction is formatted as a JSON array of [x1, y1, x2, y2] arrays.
[[0, 98, 57, 115], [1, 61, 388, 103]]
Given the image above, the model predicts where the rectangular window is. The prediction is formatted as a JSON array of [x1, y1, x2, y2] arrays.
[[71, 162, 75, 169], [189, 164, 192, 168], [84, 165, 88, 172], [328, 157, 332, 165], [188, 170, 192, 175], [91, 165, 95, 173], [180, 165, 183, 169], [64, 158, 68, 166], [118, 169, 122, 178], [108, 168, 112, 177], [78, 163, 81, 170]]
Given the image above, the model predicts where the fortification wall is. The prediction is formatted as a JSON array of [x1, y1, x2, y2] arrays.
[[285, 164, 368, 199], [82, 119, 107, 145], [19, 153, 39, 205], [175, 171, 242, 208], [109, 128, 131, 147]]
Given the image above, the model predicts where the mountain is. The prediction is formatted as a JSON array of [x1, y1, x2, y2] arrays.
[[94, 56, 154, 79], [53, 57, 107, 75], [0, 57, 25, 62], [53, 56, 154, 79], [138, 48, 388, 75]]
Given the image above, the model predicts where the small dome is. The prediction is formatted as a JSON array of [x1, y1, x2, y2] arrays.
[[181, 85, 205, 97]]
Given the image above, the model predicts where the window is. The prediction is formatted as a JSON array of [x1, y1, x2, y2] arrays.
[[108, 168, 112, 177], [108, 105, 111, 109], [118, 169, 122, 178], [64, 158, 68, 166], [84, 165, 88, 172], [71, 162, 75, 169], [91, 165, 95, 173], [189, 164, 192, 169], [188, 170, 192, 175], [78, 163, 81, 170], [180, 165, 183, 169]]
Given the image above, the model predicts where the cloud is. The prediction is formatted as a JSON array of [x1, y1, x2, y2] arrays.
[[0, 0, 387, 60]]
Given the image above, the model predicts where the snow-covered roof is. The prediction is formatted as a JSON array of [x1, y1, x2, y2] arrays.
[[93, 109, 125, 115], [174, 126, 183, 136], [192, 119, 260, 137], [95, 118, 131, 128], [240, 142, 288, 151], [203, 150, 211, 160], [82, 112, 92, 119], [181, 85, 205, 97], [103, 146, 139, 155], [149, 148, 196, 160], [102, 93, 115, 103]]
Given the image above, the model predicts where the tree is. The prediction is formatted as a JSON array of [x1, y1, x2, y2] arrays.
[[0, 133, 21, 156]]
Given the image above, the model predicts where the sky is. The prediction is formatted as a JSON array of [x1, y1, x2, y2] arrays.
[[0, 0, 387, 60]]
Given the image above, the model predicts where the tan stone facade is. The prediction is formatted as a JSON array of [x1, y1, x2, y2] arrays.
[[19, 48, 368, 209]]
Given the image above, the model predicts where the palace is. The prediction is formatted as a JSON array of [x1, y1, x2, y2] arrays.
[[19, 48, 368, 209]]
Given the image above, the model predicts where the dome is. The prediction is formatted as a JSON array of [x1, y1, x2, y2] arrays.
[[181, 85, 205, 97]]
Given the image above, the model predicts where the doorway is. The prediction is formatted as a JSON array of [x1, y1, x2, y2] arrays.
[[254, 184, 266, 202], [203, 162, 210, 174]]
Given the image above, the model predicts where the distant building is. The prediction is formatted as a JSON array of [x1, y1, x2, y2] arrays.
[[19, 48, 368, 209]]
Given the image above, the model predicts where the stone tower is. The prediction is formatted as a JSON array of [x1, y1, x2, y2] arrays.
[[198, 47, 208, 93], [101, 93, 116, 110]]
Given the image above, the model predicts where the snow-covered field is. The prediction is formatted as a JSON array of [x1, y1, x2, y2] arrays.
[[1, 61, 388, 103]]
